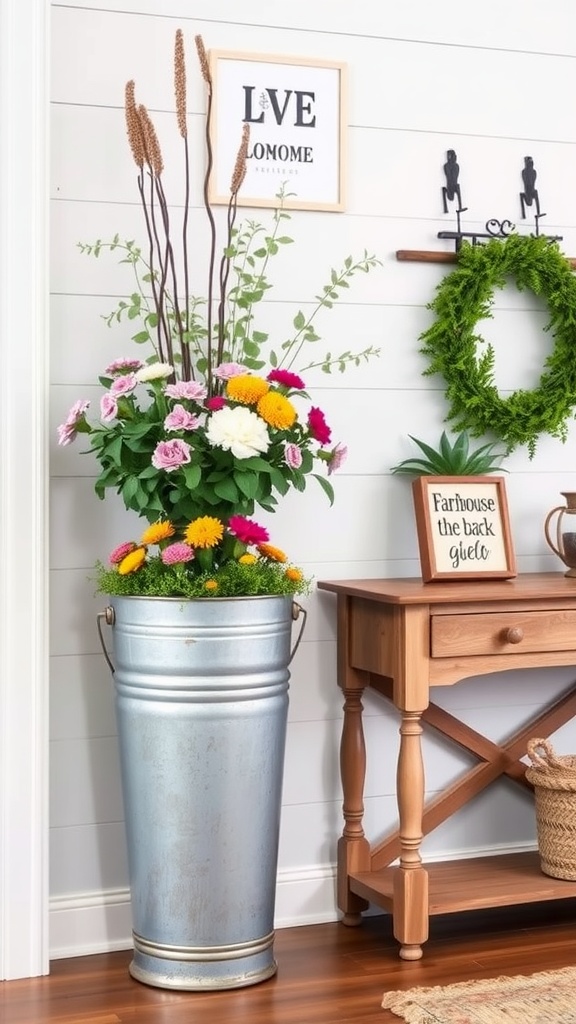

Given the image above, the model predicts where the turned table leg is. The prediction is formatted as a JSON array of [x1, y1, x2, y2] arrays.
[[338, 680, 371, 924], [336, 594, 370, 924], [393, 709, 428, 959]]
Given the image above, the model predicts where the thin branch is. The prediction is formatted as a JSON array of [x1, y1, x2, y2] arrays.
[[175, 29, 192, 379], [195, 34, 217, 393], [216, 124, 250, 365]]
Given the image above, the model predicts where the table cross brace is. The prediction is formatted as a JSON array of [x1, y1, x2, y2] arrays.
[[368, 675, 576, 872]]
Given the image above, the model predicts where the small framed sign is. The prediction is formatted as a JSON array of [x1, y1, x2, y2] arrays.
[[411, 476, 517, 583], [208, 50, 347, 211]]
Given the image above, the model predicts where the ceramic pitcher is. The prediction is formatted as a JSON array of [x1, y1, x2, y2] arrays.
[[544, 492, 576, 577]]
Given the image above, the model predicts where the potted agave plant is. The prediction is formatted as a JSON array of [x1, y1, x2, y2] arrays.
[[390, 430, 507, 478], [391, 430, 512, 582], [57, 30, 380, 992]]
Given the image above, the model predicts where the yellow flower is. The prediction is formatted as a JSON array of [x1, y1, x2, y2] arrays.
[[185, 516, 224, 548], [227, 374, 269, 405], [204, 579, 219, 592], [140, 520, 175, 545], [257, 391, 297, 429], [118, 547, 147, 575], [285, 567, 303, 582], [238, 553, 257, 565], [257, 542, 287, 563]]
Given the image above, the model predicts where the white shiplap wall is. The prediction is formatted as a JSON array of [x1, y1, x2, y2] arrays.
[[50, 0, 576, 957]]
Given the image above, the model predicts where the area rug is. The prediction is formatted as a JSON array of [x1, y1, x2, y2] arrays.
[[382, 965, 576, 1023]]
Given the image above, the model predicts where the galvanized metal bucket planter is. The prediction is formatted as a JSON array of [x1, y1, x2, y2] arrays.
[[97, 594, 305, 991]]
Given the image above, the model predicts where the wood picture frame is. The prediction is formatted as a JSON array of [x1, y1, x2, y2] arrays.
[[208, 50, 347, 211], [411, 475, 517, 583]]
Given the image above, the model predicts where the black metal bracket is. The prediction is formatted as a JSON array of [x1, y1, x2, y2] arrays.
[[439, 151, 562, 252]]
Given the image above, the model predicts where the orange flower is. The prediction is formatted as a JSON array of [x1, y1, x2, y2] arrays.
[[140, 520, 175, 545], [227, 374, 269, 405], [257, 391, 297, 429], [285, 567, 303, 582], [185, 516, 224, 548], [204, 579, 219, 592], [118, 546, 147, 575], [257, 542, 287, 563]]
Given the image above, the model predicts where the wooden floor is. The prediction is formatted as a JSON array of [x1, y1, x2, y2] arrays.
[[2, 901, 576, 1024]]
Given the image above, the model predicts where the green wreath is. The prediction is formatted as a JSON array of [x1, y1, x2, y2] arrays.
[[419, 232, 576, 456]]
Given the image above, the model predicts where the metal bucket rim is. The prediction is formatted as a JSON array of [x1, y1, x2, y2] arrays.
[[106, 594, 293, 604]]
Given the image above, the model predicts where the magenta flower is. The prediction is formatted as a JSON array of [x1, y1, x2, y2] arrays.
[[110, 372, 138, 397], [109, 541, 137, 565], [213, 362, 245, 381], [56, 399, 90, 446], [105, 358, 144, 375], [307, 406, 332, 445], [327, 442, 348, 475], [164, 380, 207, 401], [100, 393, 118, 423], [151, 438, 192, 472], [284, 442, 303, 469], [228, 515, 269, 545], [164, 404, 200, 432], [161, 542, 195, 565], [267, 369, 305, 391], [205, 396, 226, 411]]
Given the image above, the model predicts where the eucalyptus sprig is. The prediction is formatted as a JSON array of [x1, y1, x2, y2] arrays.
[[79, 216, 381, 383]]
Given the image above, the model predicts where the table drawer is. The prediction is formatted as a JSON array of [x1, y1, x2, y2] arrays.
[[431, 610, 576, 657]]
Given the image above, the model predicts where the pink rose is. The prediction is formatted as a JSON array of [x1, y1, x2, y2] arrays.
[[151, 438, 192, 472], [110, 372, 138, 397], [164, 381, 207, 401], [100, 393, 118, 423], [327, 442, 348, 475], [56, 399, 90, 446], [284, 442, 303, 469], [213, 362, 245, 381], [164, 404, 200, 431], [105, 358, 144, 375]]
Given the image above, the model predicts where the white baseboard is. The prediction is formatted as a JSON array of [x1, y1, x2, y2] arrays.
[[49, 865, 341, 960], [48, 841, 538, 960], [49, 887, 133, 960]]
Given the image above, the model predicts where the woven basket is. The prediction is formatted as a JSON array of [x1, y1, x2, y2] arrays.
[[525, 738, 576, 881]]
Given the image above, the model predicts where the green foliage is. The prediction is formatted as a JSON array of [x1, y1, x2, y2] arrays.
[[94, 557, 311, 599], [418, 233, 576, 456], [391, 430, 507, 476], [79, 222, 381, 378], [83, 373, 338, 525]]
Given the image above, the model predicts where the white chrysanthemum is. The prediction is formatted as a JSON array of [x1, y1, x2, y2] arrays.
[[206, 405, 270, 459], [135, 362, 174, 382]]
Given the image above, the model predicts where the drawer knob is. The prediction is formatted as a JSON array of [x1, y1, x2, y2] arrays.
[[504, 626, 524, 645]]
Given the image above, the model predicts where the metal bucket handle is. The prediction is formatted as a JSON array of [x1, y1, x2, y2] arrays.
[[97, 600, 307, 674], [96, 606, 116, 675], [289, 601, 307, 665]]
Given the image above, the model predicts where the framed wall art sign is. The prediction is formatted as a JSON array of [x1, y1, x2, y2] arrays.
[[208, 50, 347, 211], [411, 476, 517, 582]]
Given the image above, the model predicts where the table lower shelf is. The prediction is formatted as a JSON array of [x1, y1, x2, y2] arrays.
[[349, 851, 576, 916]]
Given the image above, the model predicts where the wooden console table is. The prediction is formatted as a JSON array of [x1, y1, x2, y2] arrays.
[[317, 573, 576, 960]]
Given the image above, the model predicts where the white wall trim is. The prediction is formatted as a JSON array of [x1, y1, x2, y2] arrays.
[[49, 842, 536, 960], [0, 0, 50, 980]]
